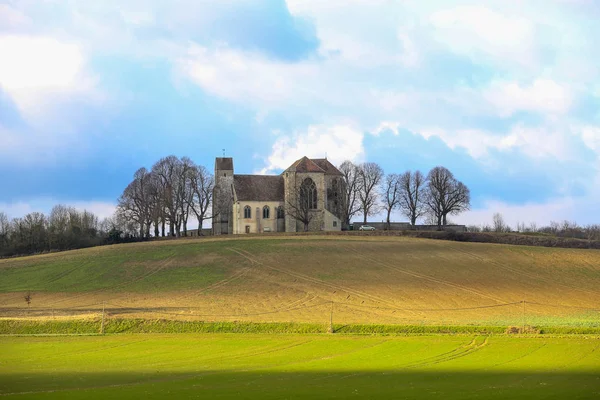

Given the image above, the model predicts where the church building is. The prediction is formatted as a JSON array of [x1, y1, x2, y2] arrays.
[[213, 156, 344, 234]]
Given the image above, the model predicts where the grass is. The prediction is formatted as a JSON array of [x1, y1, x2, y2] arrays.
[[1, 334, 599, 399], [1, 235, 599, 327]]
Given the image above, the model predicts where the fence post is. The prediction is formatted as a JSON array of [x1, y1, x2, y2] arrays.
[[522, 300, 525, 334], [328, 301, 334, 334], [100, 301, 105, 335]]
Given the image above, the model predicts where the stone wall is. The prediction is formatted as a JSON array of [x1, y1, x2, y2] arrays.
[[233, 200, 285, 234], [352, 222, 467, 232]]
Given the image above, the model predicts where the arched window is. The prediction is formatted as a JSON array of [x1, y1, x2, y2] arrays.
[[244, 206, 251, 219], [301, 178, 317, 210], [277, 206, 285, 219], [263, 206, 270, 219]]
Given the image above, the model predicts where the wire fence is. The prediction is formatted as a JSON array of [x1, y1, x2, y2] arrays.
[[2, 299, 599, 324]]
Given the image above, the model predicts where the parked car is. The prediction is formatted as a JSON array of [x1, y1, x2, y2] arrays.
[[359, 225, 376, 231]]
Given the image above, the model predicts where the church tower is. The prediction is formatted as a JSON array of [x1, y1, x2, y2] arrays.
[[213, 157, 234, 235]]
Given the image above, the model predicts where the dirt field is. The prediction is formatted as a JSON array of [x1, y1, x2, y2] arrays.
[[1, 236, 599, 326]]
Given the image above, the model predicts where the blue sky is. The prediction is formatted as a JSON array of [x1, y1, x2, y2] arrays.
[[1, 0, 599, 227]]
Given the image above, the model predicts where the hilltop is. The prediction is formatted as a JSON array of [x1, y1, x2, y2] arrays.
[[1, 235, 599, 327]]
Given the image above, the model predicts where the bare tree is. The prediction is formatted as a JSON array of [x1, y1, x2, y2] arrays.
[[0, 212, 9, 249], [338, 160, 361, 228], [117, 168, 154, 238], [357, 162, 384, 224], [493, 213, 508, 232], [285, 179, 317, 232], [189, 164, 214, 235], [178, 157, 197, 236], [381, 173, 400, 230], [425, 166, 471, 230], [152, 156, 183, 236], [398, 170, 427, 226]]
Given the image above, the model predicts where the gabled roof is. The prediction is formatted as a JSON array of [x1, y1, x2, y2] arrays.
[[233, 175, 284, 201], [284, 156, 325, 173], [283, 156, 343, 175], [311, 158, 343, 176]]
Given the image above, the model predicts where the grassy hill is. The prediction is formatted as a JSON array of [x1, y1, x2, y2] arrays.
[[1, 235, 599, 327]]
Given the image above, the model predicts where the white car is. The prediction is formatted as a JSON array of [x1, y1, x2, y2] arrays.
[[359, 225, 376, 231]]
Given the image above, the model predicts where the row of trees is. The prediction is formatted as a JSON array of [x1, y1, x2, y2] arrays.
[[467, 214, 600, 241], [116, 156, 214, 238], [338, 161, 471, 229], [0, 206, 114, 258]]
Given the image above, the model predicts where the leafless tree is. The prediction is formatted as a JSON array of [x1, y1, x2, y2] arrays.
[[0, 212, 9, 248], [189, 164, 214, 235], [338, 160, 361, 228], [285, 179, 317, 232], [425, 166, 471, 230], [152, 156, 183, 237], [381, 173, 400, 230], [398, 170, 427, 226], [493, 212, 508, 232], [117, 167, 154, 238], [178, 157, 197, 236], [357, 162, 384, 224]]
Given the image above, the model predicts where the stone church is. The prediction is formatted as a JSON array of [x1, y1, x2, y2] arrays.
[[213, 156, 344, 234]]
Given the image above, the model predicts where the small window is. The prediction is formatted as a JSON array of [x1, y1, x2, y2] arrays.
[[244, 206, 251, 219], [263, 206, 270, 219], [333, 221, 337, 227], [245, 225, 250, 234], [277, 206, 285, 219]]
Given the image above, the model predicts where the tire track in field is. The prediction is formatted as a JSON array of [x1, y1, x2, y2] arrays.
[[45, 254, 177, 307], [444, 243, 600, 297], [176, 266, 252, 305], [489, 343, 548, 368], [36, 260, 93, 288], [229, 248, 416, 313], [0, 340, 317, 397], [400, 336, 488, 369], [345, 245, 507, 304], [20, 339, 152, 363]]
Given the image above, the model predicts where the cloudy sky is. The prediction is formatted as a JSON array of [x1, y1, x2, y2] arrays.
[[1, 0, 599, 227]]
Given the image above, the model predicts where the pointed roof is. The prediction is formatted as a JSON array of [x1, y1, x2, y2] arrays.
[[283, 156, 343, 175], [284, 156, 325, 173], [311, 158, 343, 176]]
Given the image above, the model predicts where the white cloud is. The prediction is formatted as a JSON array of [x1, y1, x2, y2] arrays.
[[286, 0, 421, 67], [377, 122, 581, 162], [580, 126, 600, 153], [260, 124, 365, 174], [0, 35, 99, 123], [429, 5, 535, 67], [178, 44, 319, 105], [483, 79, 573, 117], [0, 4, 30, 28]]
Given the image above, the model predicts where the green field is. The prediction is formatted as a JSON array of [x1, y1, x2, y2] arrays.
[[1, 334, 599, 399]]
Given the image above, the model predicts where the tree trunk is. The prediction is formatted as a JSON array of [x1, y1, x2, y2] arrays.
[[410, 216, 416, 226], [363, 214, 367, 224], [161, 220, 165, 237], [437, 215, 442, 231], [443, 214, 447, 226], [154, 221, 159, 237], [386, 209, 392, 230]]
